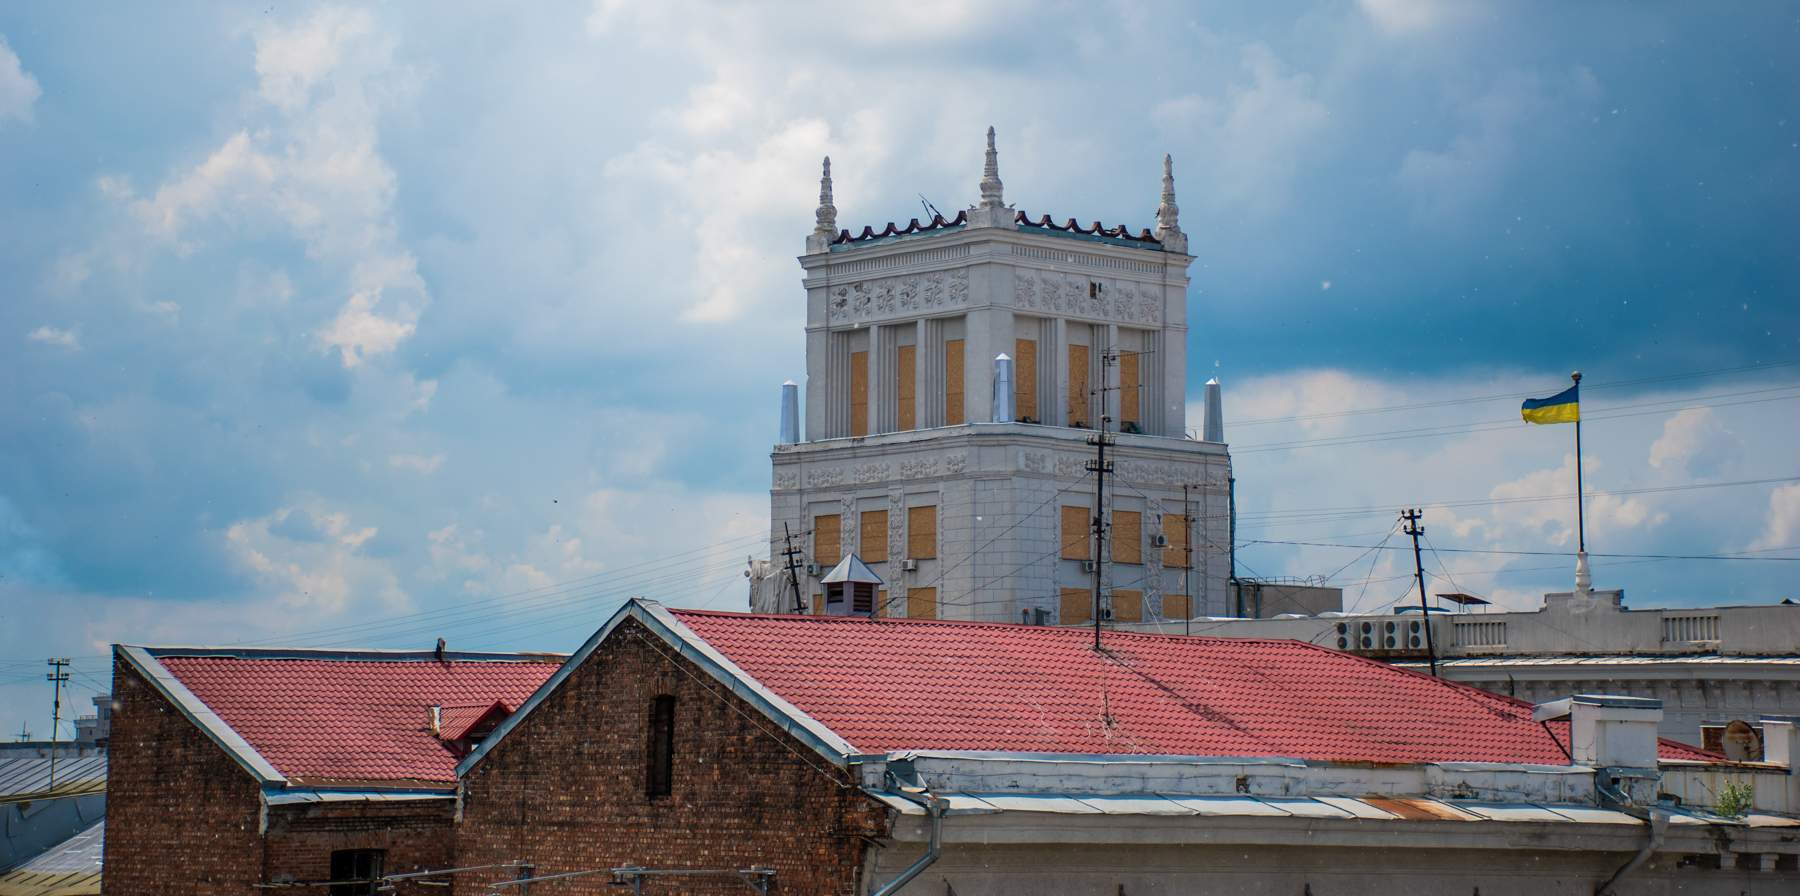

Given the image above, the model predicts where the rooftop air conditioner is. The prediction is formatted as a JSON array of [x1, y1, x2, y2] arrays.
[[901, 559, 919, 572], [1080, 560, 1097, 573], [806, 563, 822, 577], [1152, 534, 1169, 548]]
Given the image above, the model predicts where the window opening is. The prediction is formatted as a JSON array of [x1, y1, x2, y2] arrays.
[[646, 695, 676, 797], [329, 850, 384, 896]]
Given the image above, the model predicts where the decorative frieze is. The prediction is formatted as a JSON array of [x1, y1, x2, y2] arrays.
[[853, 462, 891, 483], [828, 268, 971, 324], [806, 467, 845, 488], [1021, 452, 1048, 473], [1053, 457, 1086, 479], [945, 454, 968, 474], [774, 471, 799, 490], [899, 457, 939, 479]]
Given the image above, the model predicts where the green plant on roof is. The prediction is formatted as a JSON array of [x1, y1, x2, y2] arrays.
[[1715, 781, 1753, 819]]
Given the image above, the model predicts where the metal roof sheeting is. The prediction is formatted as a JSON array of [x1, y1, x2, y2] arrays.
[[0, 760, 104, 799]]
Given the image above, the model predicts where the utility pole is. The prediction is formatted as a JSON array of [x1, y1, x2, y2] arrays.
[[1086, 416, 1114, 651], [46, 658, 69, 789], [1400, 511, 1437, 676], [1182, 483, 1194, 636], [779, 523, 807, 614]]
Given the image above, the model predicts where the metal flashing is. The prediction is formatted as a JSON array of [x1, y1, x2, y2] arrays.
[[894, 750, 1308, 767], [115, 645, 287, 786], [263, 789, 455, 806], [456, 599, 858, 779], [139, 646, 564, 663]]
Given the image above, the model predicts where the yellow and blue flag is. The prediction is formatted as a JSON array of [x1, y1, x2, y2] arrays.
[[1521, 383, 1579, 424]]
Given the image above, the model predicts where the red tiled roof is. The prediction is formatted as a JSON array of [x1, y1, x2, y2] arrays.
[[670, 611, 1719, 765], [158, 656, 560, 782], [439, 701, 510, 742]]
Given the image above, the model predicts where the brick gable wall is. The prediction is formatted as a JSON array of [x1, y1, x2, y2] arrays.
[[103, 657, 466, 895], [103, 658, 265, 896], [455, 618, 891, 896]]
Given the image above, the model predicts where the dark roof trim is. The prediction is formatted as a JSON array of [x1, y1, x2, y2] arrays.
[[455, 599, 855, 778], [137, 646, 566, 663]]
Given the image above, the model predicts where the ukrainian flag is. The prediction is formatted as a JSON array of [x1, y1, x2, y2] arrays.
[[1521, 384, 1579, 424]]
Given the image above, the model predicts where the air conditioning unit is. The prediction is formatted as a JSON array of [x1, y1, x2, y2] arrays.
[[900, 559, 919, 572], [1101, 607, 1114, 622], [1152, 534, 1169, 548], [805, 563, 822, 576], [1080, 560, 1097, 573]]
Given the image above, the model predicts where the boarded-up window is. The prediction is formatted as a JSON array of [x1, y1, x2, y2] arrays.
[[860, 510, 888, 563], [849, 350, 869, 436], [812, 594, 824, 615], [814, 514, 841, 567], [896, 344, 916, 431], [1068, 344, 1089, 427], [945, 339, 965, 426], [877, 589, 888, 618], [908, 587, 937, 619], [1061, 588, 1091, 624], [1061, 505, 1090, 560], [1112, 590, 1143, 623], [908, 506, 936, 559], [1120, 351, 1140, 428], [1015, 338, 1037, 422], [1164, 594, 1191, 619], [1113, 510, 1142, 564], [1162, 513, 1190, 568]]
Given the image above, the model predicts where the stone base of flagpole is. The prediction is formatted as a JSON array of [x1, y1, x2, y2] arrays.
[[1574, 550, 1591, 596]]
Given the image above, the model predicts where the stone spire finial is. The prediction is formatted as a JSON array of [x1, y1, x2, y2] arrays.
[[806, 157, 838, 254], [967, 127, 1015, 229], [978, 126, 1004, 209], [1154, 154, 1188, 255]]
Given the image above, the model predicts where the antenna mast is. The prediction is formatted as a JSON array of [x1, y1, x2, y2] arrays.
[[1400, 510, 1437, 676]]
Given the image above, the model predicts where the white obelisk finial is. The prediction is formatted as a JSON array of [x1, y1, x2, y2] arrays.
[[806, 157, 838, 254], [1154, 154, 1188, 255]]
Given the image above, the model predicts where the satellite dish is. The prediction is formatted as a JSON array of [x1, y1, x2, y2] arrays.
[[1722, 719, 1762, 762]]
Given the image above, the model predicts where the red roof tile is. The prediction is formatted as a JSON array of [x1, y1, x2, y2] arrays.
[[670, 611, 1718, 765], [158, 656, 559, 782]]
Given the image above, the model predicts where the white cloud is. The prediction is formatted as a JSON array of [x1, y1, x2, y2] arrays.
[[389, 453, 445, 474], [224, 504, 406, 615], [26, 325, 80, 349], [1358, 0, 1477, 37], [0, 34, 40, 124], [1648, 407, 1741, 480], [1749, 484, 1800, 553], [317, 288, 418, 367]]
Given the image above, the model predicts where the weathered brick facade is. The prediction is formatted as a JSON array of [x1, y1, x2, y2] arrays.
[[456, 618, 891, 896], [104, 658, 460, 896]]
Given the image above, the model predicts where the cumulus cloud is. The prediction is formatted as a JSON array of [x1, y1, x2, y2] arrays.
[[1647, 407, 1741, 480], [389, 453, 445, 473], [0, 35, 40, 124], [27, 325, 80, 349], [1358, 0, 1477, 37], [225, 504, 406, 614], [1749, 484, 1800, 553]]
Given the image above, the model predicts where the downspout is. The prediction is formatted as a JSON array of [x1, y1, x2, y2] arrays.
[[869, 789, 947, 896], [1594, 810, 1667, 896]]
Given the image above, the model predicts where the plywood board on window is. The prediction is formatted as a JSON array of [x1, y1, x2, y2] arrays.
[[1014, 338, 1037, 422], [945, 339, 964, 426], [1113, 510, 1142, 565], [1067, 344, 1090, 427], [1163, 594, 1191, 620], [907, 506, 936, 559], [814, 514, 841, 567], [896, 344, 916, 432], [860, 509, 888, 563], [1112, 590, 1143, 623], [1060, 505, 1090, 560], [1061, 587, 1091, 624], [1162, 513, 1190, 568], [877, 590, 888, 618], [849, 350, 869, 436], [908, 587, 936, 619]]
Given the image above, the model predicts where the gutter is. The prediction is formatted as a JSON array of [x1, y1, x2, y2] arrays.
[[869, 779, 948, 896], [1594, 810, 1667, 896]]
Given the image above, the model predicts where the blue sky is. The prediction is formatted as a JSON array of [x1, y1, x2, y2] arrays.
[[2, 1, 1796, 736]]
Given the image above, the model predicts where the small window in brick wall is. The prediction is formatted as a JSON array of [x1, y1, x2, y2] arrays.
[[646, 694, 676, 798], [329, 849, 384, 896]]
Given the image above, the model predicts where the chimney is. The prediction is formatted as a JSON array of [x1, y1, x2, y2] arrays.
[[1203, 378, 1224, 443], [1533, 695, 1663, 768], [991, 354, 1014, 423], [1762, 716, 1798, 768], [780, 381, 800, 444], [428, 705, 442, 737]]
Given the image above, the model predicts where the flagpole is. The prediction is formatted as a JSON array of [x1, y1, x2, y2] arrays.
[[1571, 370, 1590, 595]]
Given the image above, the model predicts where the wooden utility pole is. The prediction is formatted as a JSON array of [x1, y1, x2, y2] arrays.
[[46, 658, 69, 789], [1400, 510, 1437, 676]]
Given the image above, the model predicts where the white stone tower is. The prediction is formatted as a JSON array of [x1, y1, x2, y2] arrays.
[[754, 132, 1231, 625]]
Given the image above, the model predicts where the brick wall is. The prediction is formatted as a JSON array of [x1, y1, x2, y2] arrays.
[[456, 618, 890, 896], [104, 656, 467, 895], [103, 657, 265, 896]]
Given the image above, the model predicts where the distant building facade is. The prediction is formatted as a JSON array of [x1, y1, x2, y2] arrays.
[[753, 133, 1232, 624], [1115, 588, 1800, 748]]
